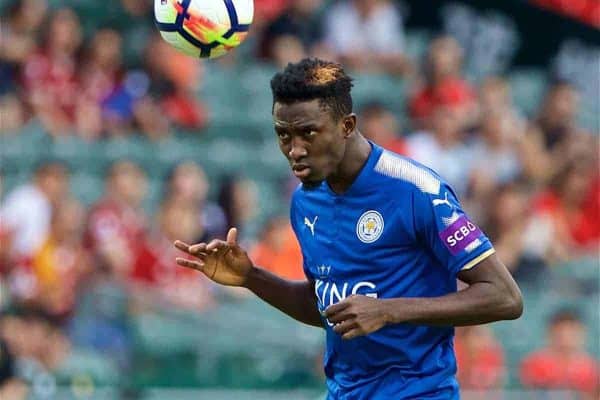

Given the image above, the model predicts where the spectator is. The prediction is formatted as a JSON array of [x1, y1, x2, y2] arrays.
[[477, 77, 550, 185], [0, 94, 28, 133], [468, 110, 523, 203], [140, 36, 207, 135], [535, 81, 581, 151], [260, 0, 325, 66], [528, 158, 600, 262], [0, 161, 68, 260], [268, 35, 309, 69], [521, 309, 599, 398], [117, 0, 154, 67], [218, 176, 259, 239], [31, 198, 92, 321], [21, 8, 82, 137], [532, 81, 597, 176], [455, 325, 506, 390], [479, 77, 521, 122], [406, 106, 474, 194], [253, 0, 289, 31], [409, 36, 476, 130], [0, 309, 70, 398], [166, 161, 227, 241], [250, 216, 304, 280], [0, 337, 27, 400], [483, 182, 546, 283], [131, 198, 215, 310], [359, 101, 407, 155], [324, 0, 409, 75], [0, 0, 48, 94], [79, 29, 124, 139], [85, 161, 147, 278]]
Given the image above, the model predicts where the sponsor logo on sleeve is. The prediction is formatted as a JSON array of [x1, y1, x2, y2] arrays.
[[439, 215, 483, 255]]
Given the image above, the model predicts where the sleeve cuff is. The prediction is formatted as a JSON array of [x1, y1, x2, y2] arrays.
[[460, 248, 496, 271]]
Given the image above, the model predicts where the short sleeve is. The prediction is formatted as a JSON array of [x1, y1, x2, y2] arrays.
[[413, 182, 495, 277]]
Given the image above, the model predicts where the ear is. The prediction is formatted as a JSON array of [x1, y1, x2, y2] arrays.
[[342, 113, 357, 138]]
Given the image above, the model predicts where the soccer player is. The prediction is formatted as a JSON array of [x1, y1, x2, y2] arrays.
[[174, 58, 523, 399]]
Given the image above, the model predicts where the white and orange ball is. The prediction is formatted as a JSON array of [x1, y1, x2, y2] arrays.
[[154, 0, 253, 58]]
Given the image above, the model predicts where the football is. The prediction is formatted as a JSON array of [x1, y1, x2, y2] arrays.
[[154, 0, 253, 58]]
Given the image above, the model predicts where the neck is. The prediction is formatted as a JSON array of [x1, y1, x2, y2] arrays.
[[326, 133, 371, 194]]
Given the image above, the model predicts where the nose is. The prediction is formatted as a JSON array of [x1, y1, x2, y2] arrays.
[[288, 137, 308, 160]]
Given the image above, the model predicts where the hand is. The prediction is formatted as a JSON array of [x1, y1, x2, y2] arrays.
[[174, 227, 253, 287], [324, 295, 390, 340]]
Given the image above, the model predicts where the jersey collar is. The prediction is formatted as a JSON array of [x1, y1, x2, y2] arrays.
[[322, 140, 383, 197]]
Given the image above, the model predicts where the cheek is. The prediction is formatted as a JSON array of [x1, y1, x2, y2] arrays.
[[279, 143, 290, 156]]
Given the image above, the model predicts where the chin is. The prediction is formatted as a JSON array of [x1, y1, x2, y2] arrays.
[[300, 176, 324, 187]]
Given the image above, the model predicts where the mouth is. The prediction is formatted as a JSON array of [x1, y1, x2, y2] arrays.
[[292, 164, 311, 179]]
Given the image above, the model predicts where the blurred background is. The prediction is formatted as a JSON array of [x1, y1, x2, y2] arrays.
[[0, 0, 598, 399]]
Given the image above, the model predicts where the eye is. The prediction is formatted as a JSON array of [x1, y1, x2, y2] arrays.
[[304, 130, 317, 138], [277, 131, 290, 141]]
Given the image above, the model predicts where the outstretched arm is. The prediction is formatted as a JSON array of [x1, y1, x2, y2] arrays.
[[244, 268, 322, 327], [325, 254, 523, 339], [174, 228, 322, 328]]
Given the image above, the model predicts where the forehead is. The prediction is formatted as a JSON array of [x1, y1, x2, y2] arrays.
[[273, 99, 333, 127]]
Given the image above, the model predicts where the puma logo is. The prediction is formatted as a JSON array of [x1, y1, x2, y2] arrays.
[[304, 216, 318, 236], [432, 192, 452, 208]]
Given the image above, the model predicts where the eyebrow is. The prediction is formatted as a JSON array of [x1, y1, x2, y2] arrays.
[[274, 121, 320, 129]]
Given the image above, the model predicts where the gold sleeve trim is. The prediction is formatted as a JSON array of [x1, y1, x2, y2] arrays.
[[461, 248, 496, 271]]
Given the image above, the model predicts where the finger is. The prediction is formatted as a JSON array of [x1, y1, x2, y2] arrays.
[[327, 311, 352, 324], [174, 240, 190, 252], [189, 243, 208, 255], [206, 239, 229, 252], [226, 227, 237, 245], [333, 320, 356, 335], [342, 328, 363, 340], [176, 257, 205, 272], [324, 301, 350, 318]]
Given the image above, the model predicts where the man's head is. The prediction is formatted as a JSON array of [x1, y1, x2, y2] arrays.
[[271, 58, 356, 184], [540, 80, 579, 127], [106, 160, 147, 207], [33, 161, 68, 204], [547, 309, 587, 354], [359, 101, 400, 144]]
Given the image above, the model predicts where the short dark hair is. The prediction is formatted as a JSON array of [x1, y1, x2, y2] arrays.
[[548, 308, 582, 327], [359, 101, 389, 119], [270, 58, 354, 121]]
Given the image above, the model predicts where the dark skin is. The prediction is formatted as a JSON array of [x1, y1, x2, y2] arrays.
[[174, 99, 523, 338]]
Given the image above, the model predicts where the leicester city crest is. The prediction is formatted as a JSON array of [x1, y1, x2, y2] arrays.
[[356, 210, 384, 243]]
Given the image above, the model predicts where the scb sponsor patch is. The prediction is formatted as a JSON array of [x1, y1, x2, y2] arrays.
[[439, 215, 482, 255]]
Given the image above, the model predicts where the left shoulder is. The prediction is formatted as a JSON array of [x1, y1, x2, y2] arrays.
[[372, 148, 445, 197]]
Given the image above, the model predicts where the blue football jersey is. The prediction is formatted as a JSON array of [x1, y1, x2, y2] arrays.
[[290, 142, 495, 400]]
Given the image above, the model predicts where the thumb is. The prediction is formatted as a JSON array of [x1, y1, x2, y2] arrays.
[[226, 227, 238, 245]]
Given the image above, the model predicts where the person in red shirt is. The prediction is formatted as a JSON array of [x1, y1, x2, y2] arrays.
[[85, 161, 148, 279], [521, 310, 599, 398], [455, 325, 506, 390], [409, 36, 476, 131], [131, 198, 214, 311], [21, 8, 82, 137], [531, 158, 599, 262]]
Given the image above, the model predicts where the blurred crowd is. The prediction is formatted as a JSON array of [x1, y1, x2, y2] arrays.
[[1, 0, 599, 398]]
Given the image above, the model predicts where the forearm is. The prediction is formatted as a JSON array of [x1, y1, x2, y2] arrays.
[[383, 281, 523, 327], [244, 266, 323, 327]]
